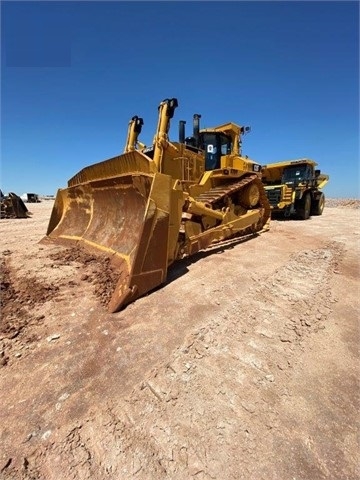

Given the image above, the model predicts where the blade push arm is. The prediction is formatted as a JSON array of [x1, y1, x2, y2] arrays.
[[124, 116, 144, 152]]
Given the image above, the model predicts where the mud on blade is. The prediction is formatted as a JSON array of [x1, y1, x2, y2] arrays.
[[43, 172, 179, 312]]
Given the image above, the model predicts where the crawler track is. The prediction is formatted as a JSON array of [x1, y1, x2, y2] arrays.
[[195, 174, 271, 229]]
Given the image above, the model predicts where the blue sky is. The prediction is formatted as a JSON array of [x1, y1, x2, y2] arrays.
[[1, 1, 359, 197]]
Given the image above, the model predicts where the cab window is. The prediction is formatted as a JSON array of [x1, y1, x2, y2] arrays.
[[200, 133, 232, 171]]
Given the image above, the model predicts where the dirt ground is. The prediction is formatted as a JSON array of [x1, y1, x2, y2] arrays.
[[0, 199, 359, 480]]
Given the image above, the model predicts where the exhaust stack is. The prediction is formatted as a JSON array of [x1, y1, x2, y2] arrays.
[[193, 114, 201, 148], [179, 120, 186, 143]]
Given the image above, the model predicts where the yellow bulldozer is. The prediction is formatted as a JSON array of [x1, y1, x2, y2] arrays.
[[43, 98, 270, 312]]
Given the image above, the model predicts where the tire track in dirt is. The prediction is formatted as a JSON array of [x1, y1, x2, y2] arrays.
[[8, 241, 345, 480]]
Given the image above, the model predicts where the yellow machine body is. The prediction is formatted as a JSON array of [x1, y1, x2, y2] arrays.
[[43, 98, 271, 312], [261, 158, 329, 219]]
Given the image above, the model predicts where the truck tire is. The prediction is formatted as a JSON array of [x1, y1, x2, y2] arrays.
[[311, 192, 325, 216], [297, 192, 311, 220]]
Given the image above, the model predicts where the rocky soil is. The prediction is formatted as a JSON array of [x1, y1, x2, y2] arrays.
[[0, 199, 359, 480], [324, 198, 360, 208]]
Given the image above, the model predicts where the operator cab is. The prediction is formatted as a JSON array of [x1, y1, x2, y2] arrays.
[[184, 131, 232, 170], [182, 114, 237, 171], [282, 164, 312, 185], [199, 132, 232, 170]]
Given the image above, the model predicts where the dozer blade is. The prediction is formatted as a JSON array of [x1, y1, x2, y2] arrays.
[[42, 154, 183, 312], [1, 193, 29, 219]]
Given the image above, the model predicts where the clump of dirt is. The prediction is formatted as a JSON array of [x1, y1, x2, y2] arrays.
[[50, 246, 98, 265], [0, 256, 57, 340], [0, 259, 21, 340], [0, 255, 57, 366], [1, 258, 16, 311], [1, 258, 59, 310], [91, 256, 119, 306], [49, 246, 119, 307]]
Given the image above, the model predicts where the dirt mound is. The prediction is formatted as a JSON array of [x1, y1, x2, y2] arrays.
[[0, 255, 57, 341], [0, 252, 57, 368], [49, 246, 119, 307], [326, 197, 360, 208]]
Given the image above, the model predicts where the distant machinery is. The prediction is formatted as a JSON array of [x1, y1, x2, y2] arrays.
[[0, 192, 29, 219]]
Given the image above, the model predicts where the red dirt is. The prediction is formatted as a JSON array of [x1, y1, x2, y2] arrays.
[[0, 199, 359, 480]]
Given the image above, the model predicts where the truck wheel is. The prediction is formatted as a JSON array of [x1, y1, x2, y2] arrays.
[[297, 193, 311, 220], [311, 193, 325, 216]]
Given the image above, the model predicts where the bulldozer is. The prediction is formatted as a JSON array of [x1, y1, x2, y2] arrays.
[[42, 98, 270, 312], [261, 159, 329, 219], [0, 191, 29, 219]]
